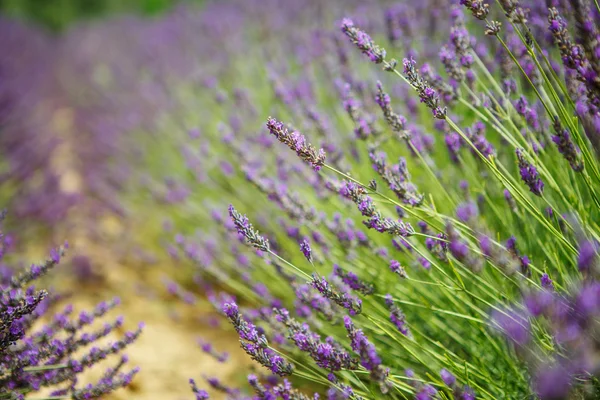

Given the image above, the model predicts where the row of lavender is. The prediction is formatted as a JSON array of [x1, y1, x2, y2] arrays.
[[155, 0, 600, 398], [2, 0, 600, 398]]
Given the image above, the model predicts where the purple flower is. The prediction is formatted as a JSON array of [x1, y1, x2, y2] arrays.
[[416, 384, 438, 400], [456, 201, 478, 222], [548, 8, 585, 70], [389, 260, 407, 278], [418, 257, 431, 270], [459, 0, 490, 20], [541, 273, 554, 290], [340, 18, 387, 64], [222, 301, 293, 376], [369, 151, 423, 206], [333, 264, 374, 295], [534, 365, 571, 400], [311, 274, 362, 315], [403, 57, 447, 119], [228, 205, 270, 251], [466, 121, 495, 158], [300, 239, 313, 262], [479, 235, 492, 257], [189, 379, 210, 400], [384, 294, 410, 336], [375, 81, 409, 139], [197, 338, 228, 363], [449, 239, 469, 260], [440, 368, 456, 386], [445, 132, 462, 162], [266, 117, 326, 171], [461, 386, 476, 400], [577, 240, 598, 272], [275, 309, 356, 372], [492, 308, 530, 345], [516, 149, 544, 196], [344, 316, 390, 392], [551, 118, 583, 172]]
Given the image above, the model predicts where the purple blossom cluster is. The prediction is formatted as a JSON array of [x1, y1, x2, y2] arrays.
[[402, 58, 447, 119], [440, 368, 475, 400], [465, 121, 495, 159], [343, 316, 390, 393], [495, 277, 600, 399], [275, 308, 357, 371], [389, 259, 408, 278], [551, 117, 583, 172], [459, 0, 490, 20], [223, 301, 293, 376], [375, 81, 410, 139], [369, 151, 423, 206], [0, 216, 141, 399], [248, 374, 320, 400], [300, 239, 313, 263], [6, 0, 600, 398], [384, 295, 410, 336], [548, 7, 600, 109], [310, 275, 362, 316], [294, 283, 337, 321], [266, 117, 326, 171], [229, 204, 271, 252], [516, 148, 544, 196], [340, 18, 386, 64], [337, 181, 415, 237], [198, 338, 229, 363], [332, 264, 374, 295]]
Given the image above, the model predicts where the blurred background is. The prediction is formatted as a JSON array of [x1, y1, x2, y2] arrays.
[[0, 1, 245, 398], [0, 0, 199, 32]]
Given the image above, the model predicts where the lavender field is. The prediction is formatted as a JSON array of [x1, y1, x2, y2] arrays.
[[2, 0, 600, 398]]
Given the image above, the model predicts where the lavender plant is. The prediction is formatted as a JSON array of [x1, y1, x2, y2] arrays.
[[0, 212, 142, 399], [127, 0, 600, 397]]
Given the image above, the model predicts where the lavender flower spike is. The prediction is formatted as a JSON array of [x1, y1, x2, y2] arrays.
[[375, 81, 409, 139], [440, 368, 456, 387], [300, 238, 313, 262], [275, 308, 357, 372], [340, 18, 386, 64], [516, 149, 544, 196], [344, 316, 391, 393], [459, 0, 490, 20], [266, 117, 326, 171], [333, 264, 375, 295], [384, 294, 411, 336], [228, 205, 270, 251], [311, 274, 362, 315], [403, 58, 447, 119], [223, 302, 293, 376], [548, 8, 584, 70], [551, 118, 583, 172], [190, 379, 210, 400]]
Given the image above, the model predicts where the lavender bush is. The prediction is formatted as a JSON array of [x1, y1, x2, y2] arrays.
[[142, 1, 600, 398], [0, 211, 142, 398]]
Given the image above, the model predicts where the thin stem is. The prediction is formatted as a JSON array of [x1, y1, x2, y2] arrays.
[[268, 251, 312, 280]]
